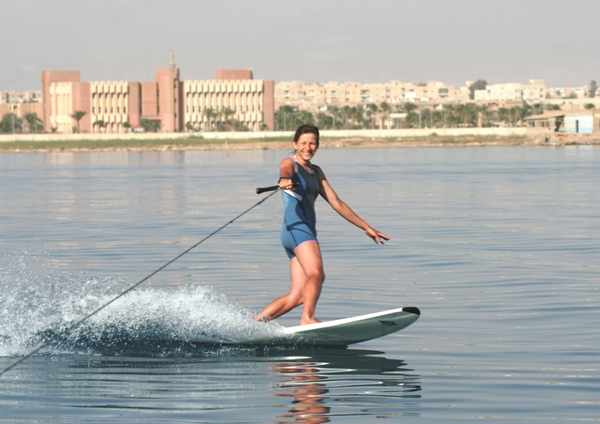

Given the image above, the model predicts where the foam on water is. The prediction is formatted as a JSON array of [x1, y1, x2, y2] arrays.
[[0, 247, 282, 358]]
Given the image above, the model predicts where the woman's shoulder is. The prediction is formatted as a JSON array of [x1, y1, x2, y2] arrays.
[[311, 164, 326, 179], [280, 156, 295, 165]]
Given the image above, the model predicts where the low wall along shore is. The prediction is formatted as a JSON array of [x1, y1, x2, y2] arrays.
[[0, 127, 526, 143], [3, 127, 598, 151]]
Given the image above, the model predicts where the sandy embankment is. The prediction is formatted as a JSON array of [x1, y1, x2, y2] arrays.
[[1, 131, 599, 153]]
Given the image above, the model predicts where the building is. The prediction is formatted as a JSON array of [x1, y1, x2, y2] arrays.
[[275, 80, 467, 113], [524, 110, 598, 134], [184, 69, 274, 132], [474, 80, 546, 103], [0, 90, 42, 104], [41, 54, 274, 134]]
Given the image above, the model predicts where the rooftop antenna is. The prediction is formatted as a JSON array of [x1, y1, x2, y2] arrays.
[[169, 50, 175, 69]]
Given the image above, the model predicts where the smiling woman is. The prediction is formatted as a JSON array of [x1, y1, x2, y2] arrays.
[[254, 123, 390, 325]]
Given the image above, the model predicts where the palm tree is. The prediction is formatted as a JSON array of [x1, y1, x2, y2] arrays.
[[24, 112, 43, 133], [221, 107, 236, 131], [93, 120, 107, 133], [326, 106, 341, 129], [140, 118, 160, 132], [352, 105, 367, 128], [341, 105, 352, 128], [276, 105, 297, 131], [366, 103, 379, 129], [203, 107, 217, 131], [402, 102, 418, 114], [70, 110, 86, 133], [316, 112, 334, 129], [379, 102, 391, 129], [299, 109, 315, 125]]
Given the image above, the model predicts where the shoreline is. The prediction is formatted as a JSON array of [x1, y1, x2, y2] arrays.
[[0, 134, 598, 153]]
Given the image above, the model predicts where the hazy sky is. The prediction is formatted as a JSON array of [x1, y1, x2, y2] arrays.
[[2, 0, 599, 90]]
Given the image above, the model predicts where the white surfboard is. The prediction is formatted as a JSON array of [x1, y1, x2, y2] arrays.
[[232, 306, 420, 346]]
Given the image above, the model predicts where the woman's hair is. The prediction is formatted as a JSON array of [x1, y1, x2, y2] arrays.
[[293, 123, 320, 146]]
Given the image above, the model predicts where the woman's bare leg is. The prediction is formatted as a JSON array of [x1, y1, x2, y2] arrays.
[[254, 241, 325, 325], [254, 258, 306, 321], [293, 241, 325, 325]]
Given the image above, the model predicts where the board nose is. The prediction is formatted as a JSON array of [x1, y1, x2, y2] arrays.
[[402, 306, 420, 315]]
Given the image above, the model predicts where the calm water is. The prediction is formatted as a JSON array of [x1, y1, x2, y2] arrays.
[[0, 146, 598, 423]]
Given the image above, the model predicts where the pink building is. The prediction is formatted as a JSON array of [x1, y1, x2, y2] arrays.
[[41, 55, 274, 133]]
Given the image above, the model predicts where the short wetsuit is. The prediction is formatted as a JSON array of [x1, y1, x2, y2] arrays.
[[280, 160, 321, 259]]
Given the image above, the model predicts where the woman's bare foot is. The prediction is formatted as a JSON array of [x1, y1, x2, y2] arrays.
[[253, 314, 272, 322], [300, 317, 321, 325]]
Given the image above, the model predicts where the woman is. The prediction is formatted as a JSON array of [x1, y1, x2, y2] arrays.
[[255, 124, 390, 325]]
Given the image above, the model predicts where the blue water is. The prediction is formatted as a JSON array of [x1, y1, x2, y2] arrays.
[[0, 146, 598, 422]]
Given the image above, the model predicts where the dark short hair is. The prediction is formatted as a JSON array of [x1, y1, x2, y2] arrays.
[[293, 123, 320, 146]]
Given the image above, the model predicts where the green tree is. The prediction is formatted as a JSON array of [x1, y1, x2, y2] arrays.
[[226, 119, 249, 131], [366, 103, 379, 128], [379, 102, 391, 129], [326, 106, 341, 129], [402, 102, 418, 114], [468, 79, 487, 100], [0, 113, 23, 133], [70, 110, 86, 133], [315, 112, 334, 129], [203, 107, 218, 131], [93, 120, 107, 133], [298, 109, 315, 125], [24, 112, 43, 133], [275, 105, 303, 131], [351, 105, 367, 128], [431, 109, 444, 128], [140, 118, 160, 132], [221, 107, 236, 131]]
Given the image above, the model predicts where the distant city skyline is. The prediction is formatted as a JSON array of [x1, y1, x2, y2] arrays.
[[2, 0, 599, 91]]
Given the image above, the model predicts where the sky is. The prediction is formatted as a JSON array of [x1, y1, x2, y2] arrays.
[[2, 0, 599, 91]]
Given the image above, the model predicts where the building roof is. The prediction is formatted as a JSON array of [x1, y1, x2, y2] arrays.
[[524, 110, 594, 121]]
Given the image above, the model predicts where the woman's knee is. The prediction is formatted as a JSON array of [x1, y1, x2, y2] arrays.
[[306, 268, 325, 283]]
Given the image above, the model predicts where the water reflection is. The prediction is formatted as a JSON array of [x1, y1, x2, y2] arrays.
[[269, 349, 421, 422], [0, 348, 421, 422]]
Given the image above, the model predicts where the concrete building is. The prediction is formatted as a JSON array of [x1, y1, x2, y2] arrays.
[[41, 54, 274, 134], [524, 110, 598, 134], [0, 90, 42, 104], [185, 69, 274, 132], [474, 80, 546, 103], [275, 80, 467, 112]]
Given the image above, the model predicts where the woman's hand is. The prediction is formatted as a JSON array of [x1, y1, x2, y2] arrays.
[[278, 177, 294, 190], [365, 227, 390, 244]]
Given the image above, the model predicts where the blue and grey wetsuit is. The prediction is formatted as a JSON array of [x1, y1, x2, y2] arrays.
[[280, 161, 321, 259]]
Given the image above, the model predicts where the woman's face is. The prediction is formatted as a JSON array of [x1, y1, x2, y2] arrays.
[[294, 133, 318, 162]]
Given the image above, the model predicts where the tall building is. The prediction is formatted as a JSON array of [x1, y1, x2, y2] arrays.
[[41, 54, 274, 134]]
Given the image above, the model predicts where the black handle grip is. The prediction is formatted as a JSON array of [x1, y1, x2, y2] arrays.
[[256, 183, 298, 194], [256, 185, 280, 194]]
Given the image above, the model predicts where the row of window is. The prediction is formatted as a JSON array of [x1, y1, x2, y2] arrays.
[[91, 92, 127, 99], [92, 106, 127, 114], [185, 105, 260, 113]]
